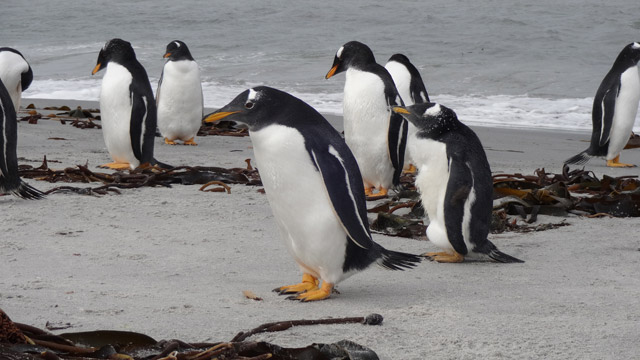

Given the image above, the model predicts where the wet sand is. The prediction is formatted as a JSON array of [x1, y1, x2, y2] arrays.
[[1, 99, 639, 359]]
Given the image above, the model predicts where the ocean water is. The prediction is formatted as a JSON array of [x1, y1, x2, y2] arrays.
[[2, 0, 639, 131]]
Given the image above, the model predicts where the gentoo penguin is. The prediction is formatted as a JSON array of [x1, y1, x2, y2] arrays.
[[204, 86, 420, 301], [0, 47, 33, 112], [156, 40, 203, 146], [392, 103, 523, 263], [565, 42, 640, 168], [385, 53, 430, 173], [0, 78, 43, 199], [326, 41, 408, 197], [92, 39, 166, 170]]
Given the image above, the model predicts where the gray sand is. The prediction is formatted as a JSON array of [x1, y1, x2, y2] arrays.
[[1, 100, 639, 359]]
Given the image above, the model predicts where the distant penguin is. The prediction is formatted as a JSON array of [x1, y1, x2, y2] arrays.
[[204, 86, 420, 301], [0, 78, 43, 199], [0, 47, 33, 112], [392, 103, 523, 263], [385, 53, 430, 173], [326, 41, 408, 198], [156, 40, 203, 146], [565, 42, 640, 168], [92, 39, 166, 170]]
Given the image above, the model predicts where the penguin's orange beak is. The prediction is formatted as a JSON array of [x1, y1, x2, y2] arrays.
[[325, 65, 338, 79], [203, 111, 241, 123], [91, 63, 102, 75], [392, 106, 410, 115], [163, 52, 171, 58]]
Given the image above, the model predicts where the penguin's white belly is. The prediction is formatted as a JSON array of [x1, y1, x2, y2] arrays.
[[157, 61, 203, 141], [411, 137, 453, 251], [99, 63, 139, 167], [607, 66, 640, 159], [0, 51, 29, 111], [250, 125, 349, 284], [343, 69, 393, 189]]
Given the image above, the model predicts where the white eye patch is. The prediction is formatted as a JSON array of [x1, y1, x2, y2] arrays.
[[248, 88, 260, 102], [632, 42, 640, 50], [425, 104, 442, 116], [336, 46, 344, 59], [174, 41, 181, 48]]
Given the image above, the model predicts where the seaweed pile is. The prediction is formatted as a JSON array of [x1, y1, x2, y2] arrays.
[[0, 308, 381, 360], [18, 157, 261, 196]]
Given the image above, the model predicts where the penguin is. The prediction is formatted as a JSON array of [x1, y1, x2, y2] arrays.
[[156, 40, 204, 146], [203, 86, 420, 301], [92, 39, 166, 170], [385, 53, 430, 174], [0, 47, 33, 113], [392, 103, 523, 263], [565, 42, 640, 168], [326, 41, 408, 198], [0, 78, 43, 199]]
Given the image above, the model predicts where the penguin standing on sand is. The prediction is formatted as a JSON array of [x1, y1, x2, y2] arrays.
[[565, 42, 640, 168], [385, 53, 430, 173], [326, 41, 408, 198], [392, 103, 523, 263], [204, 86, 420, 301], [0, 78, 43, 199], [156, 40, 203, 146], [0, 47, 33, 112], [92, 39, 165, 170]]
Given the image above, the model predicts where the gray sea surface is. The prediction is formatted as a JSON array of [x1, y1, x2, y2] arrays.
[[2, 0, 640, 130]]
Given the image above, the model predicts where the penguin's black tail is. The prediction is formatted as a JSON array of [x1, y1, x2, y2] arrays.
[[488, 249, 524, 263], [12, 181, 45, 200], [564, 150, 591, 166], [379, 248, 422, 270]]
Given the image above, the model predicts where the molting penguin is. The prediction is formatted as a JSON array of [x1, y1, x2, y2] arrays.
[[156, 40, 203, 146], [565, 42, 640, 168], [204, 86, 420, 301], [0, 78, 43, 199], [0, 47, 33, 112], [392, 103, 523, 263], [385, 53, 430, 173], [92, 39, 166, 170], [326, 41, 408, 198]]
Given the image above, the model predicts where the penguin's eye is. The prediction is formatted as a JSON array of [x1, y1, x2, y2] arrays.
[[245, 101, 254, 109]]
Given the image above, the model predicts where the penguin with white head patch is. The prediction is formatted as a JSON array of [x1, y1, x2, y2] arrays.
[[392, 103, 523, 263], [92, 39, 168, 170], [0, 47, 33, 112], [204, 86, 420, 301], [385, 53, 430, 173], [565, 42, 640, 168], [156, 40, 203, 146], [326, 41, 408, 198], [0, 78, 43, 199]]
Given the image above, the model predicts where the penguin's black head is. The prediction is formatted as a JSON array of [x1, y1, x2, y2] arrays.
[[325, 41, 376, 79], [620, 42, 640, 65], [203, 86, 292, 131], [387, 53, 411, 67], [0, 47, 33, 91], [392, 103, 460, 138], [92, 38, 136, 75], [164, 40, 194, 61]]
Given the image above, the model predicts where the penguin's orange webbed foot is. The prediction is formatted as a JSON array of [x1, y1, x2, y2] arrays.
[[422, 251, 464, 263], [403, 164, 417, 174], [606, 155, 636, 168], [287, 282, 333, 302], [365, 187, 388, 200], [183, 138, 198, 146], [273, 273, 319, 295], [98, 162, 132, 170], [164, 138, 177, 145]]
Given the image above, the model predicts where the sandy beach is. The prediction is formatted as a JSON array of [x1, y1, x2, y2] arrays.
[[2, 99, 640, 359]]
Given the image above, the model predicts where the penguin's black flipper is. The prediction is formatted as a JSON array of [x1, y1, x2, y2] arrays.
[[387, 111, 408, 186]]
